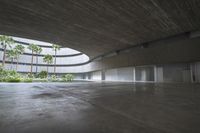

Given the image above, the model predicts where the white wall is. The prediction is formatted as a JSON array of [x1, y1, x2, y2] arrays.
[[5, 42, 81, 55], [91, 71, 102, 80], [16, 54, 89, 65], [105, 67, 134, 82], [105, 69, 118, 81], [0, 43, 89, 66], [3, 63, 90, 73]]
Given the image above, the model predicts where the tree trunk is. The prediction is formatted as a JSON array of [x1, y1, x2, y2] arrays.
[[47, 65, 49, 77], [54, 50, 57, 75], [36, 55, 38, 74], [30, 50, 33, 75], [11, 58, 13, 70], [2, 45, 7, 68], [16, 57, 19, 71]]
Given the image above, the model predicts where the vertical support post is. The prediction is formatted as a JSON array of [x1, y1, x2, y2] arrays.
[[101, 69, 106, 81], [133, 67, 136, 82], [154, 66, 157, 82]]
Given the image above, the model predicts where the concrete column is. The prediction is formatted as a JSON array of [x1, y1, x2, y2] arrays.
[[141, 69, 146, 81], [156, 66, 164, 82], [101, 69, 106, 81], [154, 66, 157, 82], [190, 63, 194, 83], [133, 67, 136, 82]]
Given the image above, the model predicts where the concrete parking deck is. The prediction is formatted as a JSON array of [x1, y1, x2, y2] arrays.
[[0, 82, 200, 133]]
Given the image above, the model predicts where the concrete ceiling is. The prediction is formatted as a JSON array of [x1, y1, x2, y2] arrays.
[[0, 0, 200, 58]]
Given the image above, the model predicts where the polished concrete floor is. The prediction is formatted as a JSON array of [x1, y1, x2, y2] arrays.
[[0, 82, 200, 133]]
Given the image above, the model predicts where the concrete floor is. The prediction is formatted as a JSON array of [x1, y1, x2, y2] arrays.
[[0, 82, 200, 133]]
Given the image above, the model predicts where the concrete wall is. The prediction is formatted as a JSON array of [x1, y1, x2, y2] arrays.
[[104, 67, 155, 82], [155, 66, 164, 82], [74, 74, 84, 80], [105, 69, 119, 81], [0, 51, 89, 65], [80, 62, 199, 83], [191, 62, 200, 83], [105, 67, 134, 82], [91, 71, 102, 80], [88, 35, 200, 72], [135, 66, 154, 82], [162, 64, 191, 83]]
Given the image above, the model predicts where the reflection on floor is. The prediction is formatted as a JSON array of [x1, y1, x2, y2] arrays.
[[0, 82, 200, 133]]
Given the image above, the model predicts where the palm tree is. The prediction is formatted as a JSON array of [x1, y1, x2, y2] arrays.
[[43, 54, 53, 75], [27, 44, 38, 75], [35, 46, 42, 74], [0, 35, 14, 68], [14, 44, 25, 71], [6, 49, 17, 70], [52, 44, 61, 75]]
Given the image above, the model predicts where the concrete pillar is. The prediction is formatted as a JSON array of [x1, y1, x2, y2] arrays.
[[190, 63, 194, 83], [156, 66, 164, 82], [141, 69, 146, 81], [154, 66, 157, 82], [101, 69, 106, 81], [133, 67, 136, 82]]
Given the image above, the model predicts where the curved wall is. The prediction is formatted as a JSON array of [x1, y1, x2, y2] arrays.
[[0, 39, 90, 73], [3, 63, 91, 73], [1, 33, 200, 84]]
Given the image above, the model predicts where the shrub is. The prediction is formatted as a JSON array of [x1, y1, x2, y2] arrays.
[[3, 70, 21, 82], [0, 66, 7, 82], [27, 73, 34, 78], [62, 74, 74, 82], [32, 78, 48, 82], [50, 75, 58, 82], [6, 76, 21, 82], [22, 78, 33, 82], [37, 71, 48, 79], [0, 67, 35, 83]]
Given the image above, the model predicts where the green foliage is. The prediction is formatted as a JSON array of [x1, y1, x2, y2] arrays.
[[62, 74, 74, 82], [52, 44, 61, 51], [5, 74, 21, 82], [43, 54, 53, 65], [32, 78, 48, 82], [22, 78, 33, 82], [20, 74, 33, 82], [28, 43, 42, 54], [0, 65, 7, 82], [50, 75, 59, 82], [0, 68, 34, 83], [6, 49, 17, 61], [37, 71, 48, 79], [0, 35, 14, 49], [36, 46, 42, 54], [0, 35, 15, 67], [0, 69, 21, 82], [27, 73, 34, 78], [15, 44, 25, 59], [0, 67, 74, 83], [28, 44, 38, 53], [14, 44, 25, 55]]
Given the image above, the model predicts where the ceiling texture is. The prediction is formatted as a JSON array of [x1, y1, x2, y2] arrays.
[[0, 0, 200, 59]]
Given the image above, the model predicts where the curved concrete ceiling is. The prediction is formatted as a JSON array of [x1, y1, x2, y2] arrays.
[[0, 0, 200, 58]]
